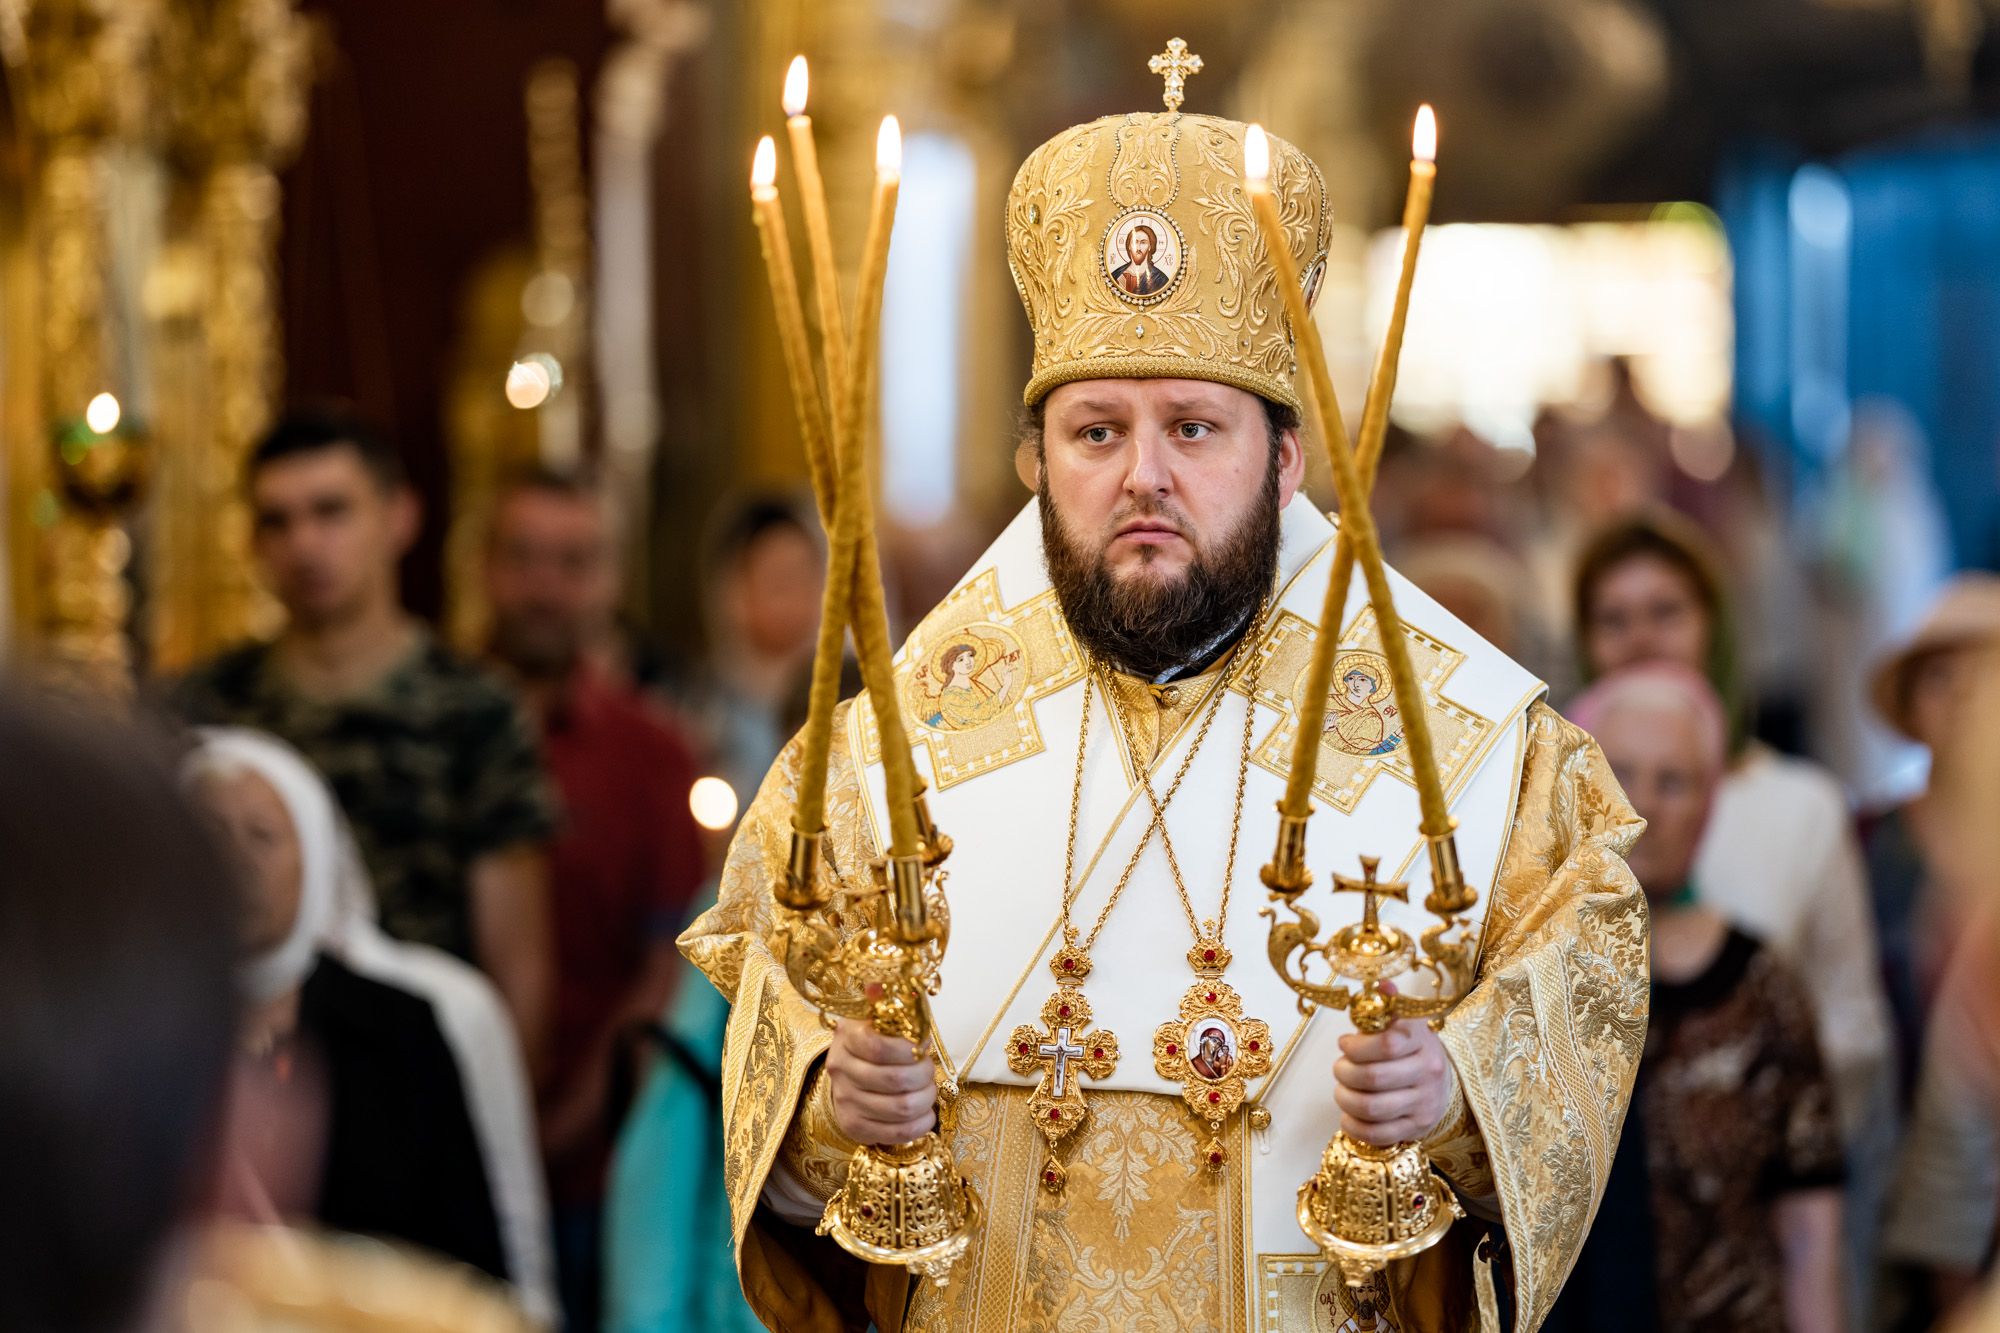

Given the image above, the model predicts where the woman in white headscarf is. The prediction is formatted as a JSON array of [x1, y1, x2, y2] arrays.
[[187, 728, 555, 1327]]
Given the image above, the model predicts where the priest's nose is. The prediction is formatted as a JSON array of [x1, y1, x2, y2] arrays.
[[1122, 433, 1173, 499]]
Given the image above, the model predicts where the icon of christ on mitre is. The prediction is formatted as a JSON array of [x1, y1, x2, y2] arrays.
[[681, 44, 1647, 1333]]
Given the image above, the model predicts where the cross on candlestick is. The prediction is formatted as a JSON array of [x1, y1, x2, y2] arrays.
[[1039, 1027, 1085, 1097], [1332, 856, 1410, 933], [1148, 38, 1203, 113]]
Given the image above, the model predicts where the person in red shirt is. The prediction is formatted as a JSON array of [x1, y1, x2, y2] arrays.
[[483, 468, 705, 1333]]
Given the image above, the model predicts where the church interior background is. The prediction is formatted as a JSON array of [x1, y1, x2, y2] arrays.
[[0, 0, 1997, 789]]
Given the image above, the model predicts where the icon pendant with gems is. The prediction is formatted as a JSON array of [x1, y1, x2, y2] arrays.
[[1153, 969, 1272, 1174], [1009, 955, 1119, 1194]]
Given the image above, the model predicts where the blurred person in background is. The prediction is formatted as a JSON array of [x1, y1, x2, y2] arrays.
[[1396, 532, 1540, 663], [1862, 575, 2000, 1065], [1574, 511, 1896, 1310], [484, 469, 707, 1333], [667, 495, 824, 801], [1864, 582, 2000, 1325], [0, 689, 535, 1333], [169, 408, 559, 1077], [1550, 664, 1845, 1333], [600, 501, 829, 1333], [1806, 400, 1952, 805], [187, 727, 555, 1319], [1885, 624, 2000, 1333]]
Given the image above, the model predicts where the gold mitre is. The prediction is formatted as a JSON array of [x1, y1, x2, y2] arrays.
[[1006, 41, 1331, 410]]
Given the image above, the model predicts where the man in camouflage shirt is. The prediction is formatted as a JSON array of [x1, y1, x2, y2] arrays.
[[171, 410, 559, 1074]]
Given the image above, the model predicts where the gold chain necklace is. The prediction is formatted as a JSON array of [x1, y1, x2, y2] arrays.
[[1095, 606, 1276, 1173], [1007, 621, 1250, 1193], [1095, 600, 1267, 964]]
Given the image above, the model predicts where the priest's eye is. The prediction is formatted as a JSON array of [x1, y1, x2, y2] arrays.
[[1083, 426, 1115, 444], [1176, 421, 1213, 441]]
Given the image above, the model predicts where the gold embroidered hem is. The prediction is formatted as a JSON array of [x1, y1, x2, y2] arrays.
[[678, 700, 1646, 1333]]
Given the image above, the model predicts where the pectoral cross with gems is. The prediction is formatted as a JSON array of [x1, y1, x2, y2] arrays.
[[1148, 38, 1203, 113], [1008, 967, 1119, 1193]]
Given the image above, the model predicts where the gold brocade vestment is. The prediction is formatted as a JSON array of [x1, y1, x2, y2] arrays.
[[680, 514, 1648, 1332]]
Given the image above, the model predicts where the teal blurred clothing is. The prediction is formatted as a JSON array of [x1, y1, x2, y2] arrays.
[[605, 950, 764, 1333]]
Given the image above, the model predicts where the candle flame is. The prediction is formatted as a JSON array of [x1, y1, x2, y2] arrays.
[[876, 115, 902, 179], [783, 55, 808, 117], [85, 392, 121, 435], [1243, 123, 1270, 186], [751, 135, 777, 192], [1413, 105, 1437, 164]]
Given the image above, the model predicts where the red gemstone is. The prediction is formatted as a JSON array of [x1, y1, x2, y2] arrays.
[[1166, 1043, 1179, 1055], [1208, 1090, 1221, 1104], [1205, 991, 1217, 1003], [1093, 1047, 1105, 1059], [1050, 1107, 1062, 1120], [1058, 1004, 1072, 1018], [1209, 1150, 1224, 1165], [1062, 958, 1075, 971], [1044, 1169, 1057, 1184], [860, 1205, 875, 1219], [1203, 948, 1217, 962], [1018, 1041, 1030, 1055], [1411, 1195, 1426, 1211], [1247, 1040, 1261, 1052]]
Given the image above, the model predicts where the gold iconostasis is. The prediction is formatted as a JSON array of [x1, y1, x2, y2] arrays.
[[0, 0, 1733, 694]]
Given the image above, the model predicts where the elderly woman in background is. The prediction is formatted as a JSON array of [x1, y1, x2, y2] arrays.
[[186, 729, 555, 1323], [1573, 512, 1895, 1310], [1549, 664, 1846, 1333]]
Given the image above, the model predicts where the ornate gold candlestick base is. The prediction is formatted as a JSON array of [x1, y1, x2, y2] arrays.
[[1297, 1133, 1463, 1288], [820, 1132, 982, 1284], [778, 833, 981, 1284], [1264, 843, 1483, 1292]]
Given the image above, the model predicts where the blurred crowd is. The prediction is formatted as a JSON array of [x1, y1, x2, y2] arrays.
[[9, 370, 2000, 1332]]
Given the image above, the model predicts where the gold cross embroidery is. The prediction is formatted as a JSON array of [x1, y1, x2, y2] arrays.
[[866, 573, 1082, 791], [1148, 38, 1203, 113]]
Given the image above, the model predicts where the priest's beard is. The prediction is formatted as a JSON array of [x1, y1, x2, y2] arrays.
[[1039, 461, 1280, 680]]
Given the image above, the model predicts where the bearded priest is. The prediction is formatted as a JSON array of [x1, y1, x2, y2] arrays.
[[680, 62, 1649, 1333]]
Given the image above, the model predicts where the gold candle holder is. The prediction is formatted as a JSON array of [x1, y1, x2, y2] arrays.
[[754, 73, 977, 1286], [1262, 855, 1481, 1291], [779, 826, 826, 913], [773, 851, 980, 1284], [1259, 808, 1314, 897]]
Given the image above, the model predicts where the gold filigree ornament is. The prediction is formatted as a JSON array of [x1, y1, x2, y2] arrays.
[[1261, 853, 1482, 1290], [1152, 980, 1272, 1171], [774, 841, 982, 1284]]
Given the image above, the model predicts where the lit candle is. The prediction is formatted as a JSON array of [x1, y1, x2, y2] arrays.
[[1314, 107, 1440, 809], [1353, 105, 1436, 475], [783, 56, 849, 402], [839, 115, 925, 859], [1246, 124, 1452, 838], [750, 135, 836, 521]]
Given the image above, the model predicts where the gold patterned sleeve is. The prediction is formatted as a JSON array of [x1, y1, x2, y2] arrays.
[[678, 701, 902, 1333], [1432, 702, 1650, 1332]]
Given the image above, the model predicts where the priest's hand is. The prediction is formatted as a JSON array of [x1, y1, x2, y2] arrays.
[[827, 1018, 939, 1146], [1333, 1019, 1456, 1146]]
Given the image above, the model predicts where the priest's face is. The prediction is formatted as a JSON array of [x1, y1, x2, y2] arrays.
[[1594, 700, 1716, 897], [1035, 379, 1304, 676]]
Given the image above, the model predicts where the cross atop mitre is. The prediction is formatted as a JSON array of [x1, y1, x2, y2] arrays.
[[1148, 37, 1202, 112]]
